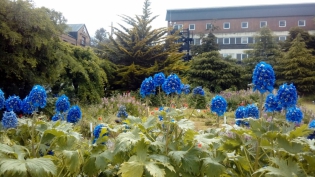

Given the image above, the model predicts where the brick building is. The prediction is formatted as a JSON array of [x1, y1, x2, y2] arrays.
[[165, 3, 315, 60], [60, 24, 91, 47]]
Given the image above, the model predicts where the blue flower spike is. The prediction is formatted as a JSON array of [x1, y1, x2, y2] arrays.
[[66, 105, 82, 123], [162, 73, 182, 95], [56, 94, 70, 112], [192, 86, 205, 96], [264, 93, 282, 112], [21, 96, 35, 114], [140, 76, 156, 98], [117, 105, 128, 119], [181, 84, 190, 94], [0, 89, 5, 110], [5, 95, 22, 112], [276, 83, 298, 109], [1, 111, 18, 129], [252, 61, 275, 94], [286, 106, 303, 125], [153, 72, 165, 87], [246, 104, 259, 119], [210, 95, 227, 116], [28, 85, 47, 109]]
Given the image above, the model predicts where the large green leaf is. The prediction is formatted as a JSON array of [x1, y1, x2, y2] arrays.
[[145, 161, 165, 177], [114, 128, 142, 154], [168, 151, 186, 166], [201, 157, 226, 177], [62, 150, 81, 174], [288, 124, 311, 140], [0, 157, 57, 177], [118, 161, 144, 177], [177, 119, 194, 131], [143, 116, 157, 129], [53, 135, 78, 150]]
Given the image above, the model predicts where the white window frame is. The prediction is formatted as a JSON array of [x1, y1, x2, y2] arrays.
[[279, 20, 286, 27], [206, 23, 212, 30], [223, 38, 230, 44], [241, 37, 248, 44], [194, 38, 201, 45], [174, 24, 183, 31], [260, 21, 267, 28], [279, 36, 286, 41], [298, 20, 305, 26], [223, 22, 230, 29], [241, 22, 248, 28], [189, 24, 195, 30]]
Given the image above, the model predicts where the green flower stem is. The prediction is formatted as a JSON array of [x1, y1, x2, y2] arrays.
[[254, 138, 261, 174], [243, 146, 254, 173], [259, 93, 264, 118], [217, 115, 220, 128], [31, 117, 36, 158]]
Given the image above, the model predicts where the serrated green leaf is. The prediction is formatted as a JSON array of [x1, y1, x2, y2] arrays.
[[145, 161, 165, 177], [183, 129, 197, 144], [0, 157, 56, 177], [149, 154, 170, 164], [277, 135, 304, 154], [95, 151, 112, 170], [143, 116, 157, 129], [118, 161, 144, 177], [82, 157, 98, 176], [0, 143, 15, 156], [177, 119, 194, 131], [168, 151, 186, 166], [135, 139, 148, 162], [180, 148, 201, 175], [288, 124, 311, 140], [62, 150, 81, 174], [114, 128, 142, 154], [53, 135, 77, 150], [194, 133, 220, 147], [202, 157, 226, 177]]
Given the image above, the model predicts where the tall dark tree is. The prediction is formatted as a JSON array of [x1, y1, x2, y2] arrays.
[[242, 27, 283, 84], [188, 51, 245, 93], [105, 0, 186, 90], [191, 32, 219, 55], [276, 33, 315, 95]]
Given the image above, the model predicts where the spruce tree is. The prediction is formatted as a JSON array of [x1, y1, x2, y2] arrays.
[[105, 0, 186, 90], [188, 51, 244, 93], [277, 33, 315, 94]]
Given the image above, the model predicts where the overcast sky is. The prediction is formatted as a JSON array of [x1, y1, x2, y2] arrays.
[[33, 0, 315, 37]]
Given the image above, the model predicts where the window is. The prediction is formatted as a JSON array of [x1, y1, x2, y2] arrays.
[[223, 53, 231, 58], [206, 23, 213, 30], [194, 38, 201, 45], [189, 24, 195, 30], [279, 20, 286, 27], [174, 24, 183, 31], [260, 21, 267, 28], [81, 37, 86, 45], [237, 53, 248, 61], [241, 37, 248, 44], [223, 22, 230, 29], [298, 20, 305, 26], [279, 36, 286, 41], [241, 22, 248, 28], [223, 38, 230, 44], [248, 37, 254, 43]]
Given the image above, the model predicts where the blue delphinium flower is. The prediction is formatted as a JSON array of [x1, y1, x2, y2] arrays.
[[93, 124, 109, 144], [264, 94, 282, 112], [21, 96, 35, 114], [66, 105, 82, 123], [28, 85, 47, 108], [235, 106, 247, 119], [1, 111, 18, 129], [158, 106, 164, 121], [55, 94, 70, 112], [181, 84, 190, 94], [246, 104, 259, 119], [276, 83, 297, 109], [192, 86, 205, 96], [5, 95, 22, 112], [140, 76, 156, 98], [210, 95, 227, 116], [153, 72, 165, 87], [286, 106, 303, 124], [51, 113, 62, 121], [307, 120, 315, 140], [162, 73, 182, 95], [252, 61, 275, 94], [0, 89, 5, 109], [117, 105, 128, 119], [309, 120, 315, 129]]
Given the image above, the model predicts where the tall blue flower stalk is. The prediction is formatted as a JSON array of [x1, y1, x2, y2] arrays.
[[0, 89, 5, 110], [5, 95, 22, 112], [307, 120, 315, 140], [56, 94, 71, 112], [246, 104, 259, 119], [153, 72, 165, 87], [93, 124, 109, 144], [21, 96, 35, 115], [162, 73, 182, 95], [28, 85, 47, 109], [210, 95, 227, 127], [181, 84, 190, 94], [276, 83, 297, 109], [286, 106, 303, 125], [117, 105, 128, 119], [264, 94, 282, 113], [192, 86, 205, 96], [66, 105, 82, 123], [235, 106, 249, 126], [1, 111, 18, 129], [140, 76, 156, 98]]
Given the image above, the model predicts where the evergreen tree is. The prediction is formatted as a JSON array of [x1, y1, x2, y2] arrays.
[[277, 33, 315, 95], [242, 27, 283, 84], [191, 32, 219, 55], [105, 0, 186, 90], [188, 51, 245, 93]]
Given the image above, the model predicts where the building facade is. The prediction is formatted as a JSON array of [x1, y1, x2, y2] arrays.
[[60, 24, 91, 47], [165, 3, 315, 60]]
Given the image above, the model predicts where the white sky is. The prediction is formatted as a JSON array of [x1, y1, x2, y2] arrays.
[[33, 0, 315, 37]]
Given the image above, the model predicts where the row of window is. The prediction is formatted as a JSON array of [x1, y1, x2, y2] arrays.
[[216, 36, 286, 45], [174, 20, 306, 31], [221, 53, 249, 61]]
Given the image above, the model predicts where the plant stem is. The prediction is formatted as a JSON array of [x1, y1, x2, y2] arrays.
[[217, 115, 220, 128], [254, 138, 261, 174], [31, 118, 36, 157], [259, 93, 264, 118]]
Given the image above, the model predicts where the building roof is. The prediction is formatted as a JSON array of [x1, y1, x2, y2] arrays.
[[67, 24, 85, 32], [165, 3, 315, 21]]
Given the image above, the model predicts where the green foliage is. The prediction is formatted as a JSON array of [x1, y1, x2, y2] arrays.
[[276, 33, 315, 94], [190, 32, 219, 55], [188, 51, 245, 92]]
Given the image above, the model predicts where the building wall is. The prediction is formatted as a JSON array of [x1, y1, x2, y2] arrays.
[[77, 26, 90, 47], [60, 34, 76, 45]]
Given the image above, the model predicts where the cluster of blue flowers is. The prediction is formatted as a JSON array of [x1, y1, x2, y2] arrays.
[[246, 104, 259, 119], [93, 124, 109, 144], [21, 96, 36, 114], [234, 104, 259, 126], [264, 94, 282, 112], [276, 83, 297, 109], [153, 72, 165, 87], [181, 84, 190, 94], [1, 111, 18, 129], [140, 76, 156, 98], [307, 120, 315, 140], [28, 85, 47, 109], [117, 105, 128, 118], [192, 86, 205, 96], [162, 74, 182, 95], [51, 94, 81, 124], [285, 106, 303, 124], [252, 61, 275, 94], [66, 106, 82, 123], [5, 95, 22, 112], [55, 94, 71, 112], [210, 95, 227, 116]]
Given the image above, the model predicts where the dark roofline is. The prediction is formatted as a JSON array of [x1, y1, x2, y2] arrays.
[[166, 3, 315, 21]]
